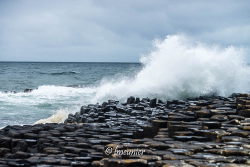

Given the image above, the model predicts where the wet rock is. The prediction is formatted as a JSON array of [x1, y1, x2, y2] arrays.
[[0, 148, 10, 157], [195, 109, 211, 118], [7, 160, 29, 167], [202, 121, 221, 129], [168, 124, 188, 137], [64, 114, 76, 123], [220, 164, 250, 167], [174, 136, 209, 142], [12, 151, 31, 159], [230, 130, 249, 137], [162, 152, 189, 160], [127, 96, 135, 104], [0, 137, 11, 148], [188, 105, 202, 111], [8, 130, 22, 138], [24, 89, 33, 93], [71, 161, 90, 167], [80, 106, 90, 115], [168, 114, 195, 122], [156, 160, 194, 167], [241, 126, 250, 130], [43, 147, 61, 154], [24, 133, 38, 139], [152, 120, 168, 128], [12, 139, 28, 152], [238, 109, 250, 117], [221, 148, 250, 156], [132, 105, 145, 110], [140, 155, 161, 161], [191, 152, 226, 160], [133, 97, 140, 104], [169, 148, 193, 156], [210, 114, 228, 122], [103, 158, 148, 167], [149, 98, 157, 108], [221, 136, 246, 142], [210, 109, 236, 115], [144, 141, 170, 150]]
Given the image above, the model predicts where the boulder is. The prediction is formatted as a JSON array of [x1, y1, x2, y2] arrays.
[[202, 121, 221, 129], [24, 89, 33, 93], [127, 96, 136, 104], [238, 109, 250, 117], [149, 98, 157, 108]]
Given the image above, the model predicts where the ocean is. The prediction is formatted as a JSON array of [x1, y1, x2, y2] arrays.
[[0, 62, 141, 127], [1, 35, 250, 128]]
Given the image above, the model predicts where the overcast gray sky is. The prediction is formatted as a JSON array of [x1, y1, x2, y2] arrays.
[[0, 0, 249, 62]]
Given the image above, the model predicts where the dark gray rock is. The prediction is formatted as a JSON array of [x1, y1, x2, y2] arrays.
[[202, 121, 221, 129], [149, 98, 157, 108], [127, 96, 136, 104], [24, 89, 33, 93]]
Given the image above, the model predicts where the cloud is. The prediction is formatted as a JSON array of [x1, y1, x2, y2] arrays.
[[0, 0, 249, 62]]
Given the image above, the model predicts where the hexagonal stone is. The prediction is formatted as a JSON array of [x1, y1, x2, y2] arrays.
[[238, 109, 250, 117], [156, 160, 194, 167], [103, 158, 148, 167], [0, 148, 10, 157], [195, 109, 211, 118], [202, 121, 221, 129], [169, 148, 193, 156]]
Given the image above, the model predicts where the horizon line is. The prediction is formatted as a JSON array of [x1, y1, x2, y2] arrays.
[[0, 61, 141, 63]]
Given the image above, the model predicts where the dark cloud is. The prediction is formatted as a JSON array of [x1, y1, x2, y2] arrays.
[[0, 0, 249, 62]]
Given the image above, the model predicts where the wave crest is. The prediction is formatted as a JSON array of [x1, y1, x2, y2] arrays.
[[35, 109, 69, 124], [91, 35, 250, 102]]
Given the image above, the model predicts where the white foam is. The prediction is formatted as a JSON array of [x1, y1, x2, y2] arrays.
[[91, 35, 250, 102], [0, 86, 95, 125], [0, 85, 95, 105], [34, 109, 70, 124]]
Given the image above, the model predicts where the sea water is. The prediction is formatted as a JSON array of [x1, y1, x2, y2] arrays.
[[1, 35, 250, 127], [0, 62, 141, 127]]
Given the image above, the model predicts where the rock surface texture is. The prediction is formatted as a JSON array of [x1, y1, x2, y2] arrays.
[[0, 94, 250, 166]]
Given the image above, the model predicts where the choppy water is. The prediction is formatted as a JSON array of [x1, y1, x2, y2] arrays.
[[1, 35, 250, 128], [0, 62, 141, 127]]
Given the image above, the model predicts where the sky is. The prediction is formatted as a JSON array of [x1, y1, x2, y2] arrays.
[[0, 0, 249, 62]]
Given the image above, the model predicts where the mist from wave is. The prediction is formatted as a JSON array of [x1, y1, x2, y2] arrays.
[[91, 35, 250, 102]]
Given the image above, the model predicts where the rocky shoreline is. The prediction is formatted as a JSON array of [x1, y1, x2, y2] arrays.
[[0, 94, 250, 167]]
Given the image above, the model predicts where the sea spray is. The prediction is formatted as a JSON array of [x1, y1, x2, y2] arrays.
[[34, 109, 70, 124], [91, 35, 250, 102]]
